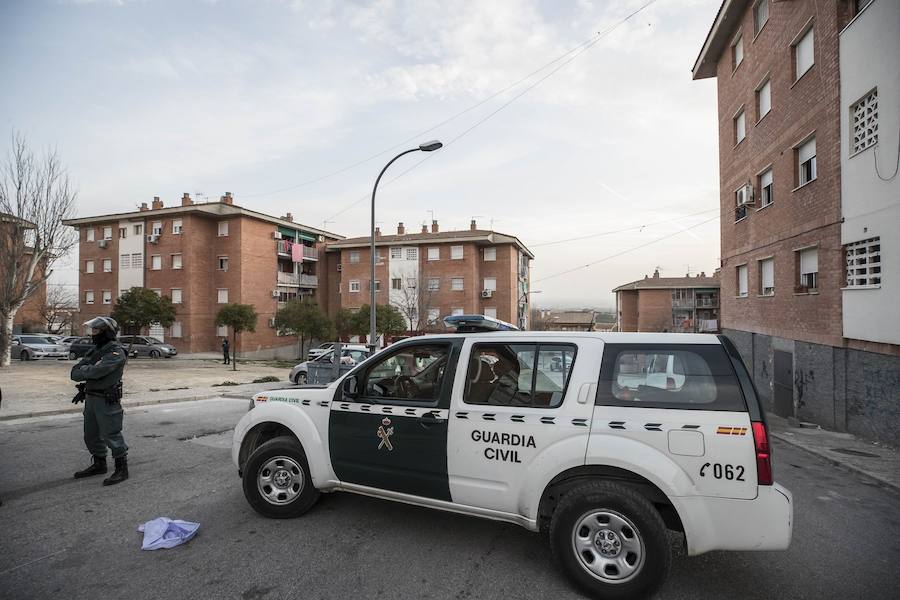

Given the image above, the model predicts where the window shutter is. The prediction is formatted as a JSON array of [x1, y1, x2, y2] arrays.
[[798, 138, 816, 163], [799, 248, 818, 275], [761, 259, 774, 289], [761, 169, 773, 188], [796, 28, 814, 75], [759, 81, 771, 115], [738, 266, 748, 295]]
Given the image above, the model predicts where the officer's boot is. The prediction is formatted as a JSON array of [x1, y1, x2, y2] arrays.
[[103, 456, 129, 486], [74, 455, 107, 479]]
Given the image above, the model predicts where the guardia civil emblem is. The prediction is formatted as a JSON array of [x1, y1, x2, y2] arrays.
[[377, 417, 394, 451]]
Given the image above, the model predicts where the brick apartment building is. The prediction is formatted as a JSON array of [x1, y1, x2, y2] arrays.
[[63, 193, 342, 358], [693, 0, 900, 445], [613, 270, 720, 333], [1, 213, 48, 334], [325, 220, 534, 331]]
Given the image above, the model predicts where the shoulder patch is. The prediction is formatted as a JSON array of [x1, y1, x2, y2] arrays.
[[112, 352, 120, 356]]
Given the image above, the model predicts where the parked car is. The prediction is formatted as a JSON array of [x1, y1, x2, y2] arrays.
[[235, 315, 792, 599], [306, 342, 335, 362], [11, 335, 69, 361], [118, 336, 178, 358], [67, 337, 95, 360], [290, 345, 369, 385], [58, 336, 81, 349]]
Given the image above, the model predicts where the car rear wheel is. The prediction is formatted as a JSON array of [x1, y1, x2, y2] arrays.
[[20, 350, 30, 361], [294, 372, 308, 386], [149, 349, 161, 359], [549, 481, 670, 600], [242, 436, 320, 519]]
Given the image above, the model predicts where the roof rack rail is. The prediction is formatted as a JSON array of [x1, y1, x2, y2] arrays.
[[443, 314, 520, 333]]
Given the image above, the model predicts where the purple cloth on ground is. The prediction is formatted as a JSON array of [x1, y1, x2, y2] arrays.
[[137, 517, 200, 550]]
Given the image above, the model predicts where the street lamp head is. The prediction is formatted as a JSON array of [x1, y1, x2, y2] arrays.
[[419, 140, 443, 152]]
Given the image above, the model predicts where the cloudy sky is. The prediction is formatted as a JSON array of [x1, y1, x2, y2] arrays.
[[1, 0, 722, 308]]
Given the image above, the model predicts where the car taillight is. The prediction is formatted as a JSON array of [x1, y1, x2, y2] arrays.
[[751, 421, 773, 486]]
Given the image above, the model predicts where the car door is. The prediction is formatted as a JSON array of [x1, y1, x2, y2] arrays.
[[329, 338, 463, 501]]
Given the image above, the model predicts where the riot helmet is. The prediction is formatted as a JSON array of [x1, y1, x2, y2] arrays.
[[84, 316, 119, 346]]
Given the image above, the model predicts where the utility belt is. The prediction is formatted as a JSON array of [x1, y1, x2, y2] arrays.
[[87, 382, 124, 403]]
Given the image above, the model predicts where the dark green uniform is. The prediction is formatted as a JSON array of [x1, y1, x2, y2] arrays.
[[71, 340, 128, 459]]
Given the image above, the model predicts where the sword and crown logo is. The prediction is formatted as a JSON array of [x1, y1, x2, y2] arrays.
[[377, 417, 394, 451]]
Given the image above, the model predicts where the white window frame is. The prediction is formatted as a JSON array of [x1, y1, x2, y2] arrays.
[[218, 221, 229, 237], [427, 247, 440, 261], [218, 256, 228, 271], [172, 219, 183, 235], [450, 245, 464, 260], [216, 325, 228, 337], [483, 247, 496, 262], [451, 277, 464, 291], [171, 322, 183, 338], [759, 257, 775, 296], [349, 280, 361, 293], [102, 258, 112, 273], [756, 78, 771, 121], [150, 288, 162, 297], [758, 167, 774, 208], [133, 224, 143, 236], [753, 0, 769, 37], [217, 288, 229, 304], [390, 247, 402, 259], [152, 222, 162, 236], [483, 307, 497, 319], [734, 108, 746, 145], [451, 307, 464, 316], [85, 259, 95, 274], [731, 32, 744, 71], [349, 251, 360, 264], [120, 254, 131, 269], [172, 253, 183, 270], [102, 290, 112, 305], [792, 23, 814, 82], [391, 278, 402, 291], [102, 226, 112, 240], [85, 290, 95, 305], [171, 288, 183, 304], [427, 278, 440, 291], [86, 228, 95, 242], [118, 227, 127, 239], [844, 237, 881, 288], [150, 255, 162, 270], [406, 248, 418, 261], [797, 247, 819, 292], [483, 277, 497, 292], [796, 136, 817, 187], [131, 253, 143, 269], [737, 264, 749, 297]]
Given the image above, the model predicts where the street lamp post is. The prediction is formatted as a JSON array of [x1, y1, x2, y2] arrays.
[[369, 140, 443, 352]]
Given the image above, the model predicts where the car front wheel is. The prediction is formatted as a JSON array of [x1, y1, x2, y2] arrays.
[[242, 436, 320, 519], [149, 349, 161, 359], [68, 351, 77, 360], [20, 350, 30, 361], [549, 481, 670, 600], [294, 372, 308, 385]]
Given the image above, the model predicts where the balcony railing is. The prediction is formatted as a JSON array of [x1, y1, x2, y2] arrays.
[[277, 271, 299, 285], [695, 297, 719, 308], [276, 240, 318, 260], [299, 274, 318, 287], [671, 299, 695, 309]]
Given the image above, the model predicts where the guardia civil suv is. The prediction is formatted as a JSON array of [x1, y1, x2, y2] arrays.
[[232, 316, 792, 599]]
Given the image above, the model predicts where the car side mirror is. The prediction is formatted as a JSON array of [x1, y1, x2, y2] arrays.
[[343, 375, 359, 398]]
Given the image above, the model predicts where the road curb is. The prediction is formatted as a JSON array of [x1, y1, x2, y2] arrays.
[[0, 392, 230, 422], [771, 431, 900, 495]]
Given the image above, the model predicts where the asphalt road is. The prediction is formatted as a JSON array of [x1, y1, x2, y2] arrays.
[[1, 399, 898, 600]]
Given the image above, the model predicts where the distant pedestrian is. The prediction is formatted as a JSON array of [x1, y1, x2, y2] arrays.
[[70, 316, 129, 486], [222, 338, 230, 365]]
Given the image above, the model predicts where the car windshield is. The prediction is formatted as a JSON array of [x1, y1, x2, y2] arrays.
[[145, 338, 163, 344]]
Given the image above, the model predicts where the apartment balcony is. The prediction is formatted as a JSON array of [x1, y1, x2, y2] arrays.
[[277, 271, 300, 286], [671, 299, 695, 309], [276, 240, 318, 260], [695, 297, 719, 308], [299, 274, 318, 287]]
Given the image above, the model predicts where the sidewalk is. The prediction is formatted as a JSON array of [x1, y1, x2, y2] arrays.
[[768, 413, 900, 493]]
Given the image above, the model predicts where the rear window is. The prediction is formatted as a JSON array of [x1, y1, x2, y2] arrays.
[[596, 344, 745, 411], [464, 343, 576, 408]]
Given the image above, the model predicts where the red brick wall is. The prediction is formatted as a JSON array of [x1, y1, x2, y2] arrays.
[[715, 0, 849, 347], [617, 290, 639, 332], [77, 222, 119, 326], [636, 289, 673, 332]]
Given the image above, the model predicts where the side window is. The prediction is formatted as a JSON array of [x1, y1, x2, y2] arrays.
[[596, 344, 745, 411], [362, 344, 450, 403], [464, 343, 575, 408]]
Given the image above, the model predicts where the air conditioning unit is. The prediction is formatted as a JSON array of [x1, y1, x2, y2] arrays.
[[481, 289, 493, 298], [146, 234, 159, 244], [273, 231, 282, 240], [271, 290, 280, 298], [336, 264, 342, 272], [318, 235, 325, 242], [735, 184, 754, 206], [98, 239, 109, 248]]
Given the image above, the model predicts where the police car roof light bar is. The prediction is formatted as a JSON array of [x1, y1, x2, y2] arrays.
[[443, 314, 520, 333]]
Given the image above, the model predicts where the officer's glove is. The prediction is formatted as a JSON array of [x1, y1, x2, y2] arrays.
[[72, 383, 86, 404]]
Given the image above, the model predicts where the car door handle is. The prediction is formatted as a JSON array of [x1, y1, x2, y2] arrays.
[[418, 413, 445, 427]]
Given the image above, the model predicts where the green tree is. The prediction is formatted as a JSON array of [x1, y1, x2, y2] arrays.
[[215, 303, 258, 371], [274, 299, 334, 360], [335, 308, 363, 339], [111, 287, 177, 354], [356, 303, 406, 345]]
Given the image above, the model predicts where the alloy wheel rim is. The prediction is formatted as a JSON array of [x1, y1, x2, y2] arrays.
[[257, 456, 304, 505], [571, 509, 645, 583]]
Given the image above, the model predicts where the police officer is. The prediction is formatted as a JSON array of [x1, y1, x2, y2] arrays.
[[222, 337, 230, 365], [71, 316, 129, 486]]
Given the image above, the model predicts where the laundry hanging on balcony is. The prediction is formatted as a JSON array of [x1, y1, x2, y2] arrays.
[[291, 242, 304, 262]]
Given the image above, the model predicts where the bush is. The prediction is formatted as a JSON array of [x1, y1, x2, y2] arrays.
[[252, 375, 280, 383], [212, 380, 240, 387]]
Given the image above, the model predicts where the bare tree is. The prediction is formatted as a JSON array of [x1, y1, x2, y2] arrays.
[[0, 132, 78, 366], [390, 282, 438, 333], [38, 285, 77, 335]]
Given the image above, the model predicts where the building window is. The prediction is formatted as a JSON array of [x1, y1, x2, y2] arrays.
[[172, 219, 183, 234], [349, 280, 360, 293], [373, 280, 381, 292], [484, 307, 497, 319], [427, 308, 440, 324], [218, 256, 228, 271], [427, 278, 440, 291], [793, 25, 814, 81], [731, 33, 743, 71], [85, 290, 95, 304], [131, 253, 143, 268], [171, 322, 182, 338], [845, 237, 881, 287], [150, 288, 162, 296], [391, 278, 402, 290], [483, 277, 497, 292], [150, 255, 161, 270], [390, 247, 402, 259], [216, 325, 228, 337], [757, 79, 771, 120], [217, 288, 228, 303], [759, 257, 775, 296], [102, 259, 112, 273], [753, 1, 769, 35], [120, 254, 131, 269], [118, 227, 127, 239], [133, 224, 143, 236], [152, 222, 162, 236], [102, 226, 112, 240], [85, 260, 95, 274], [171, 288, 182, 304], [218, 221, 229, 236], [797, 137, 817, 186], [759, 168, 774, 207], [797, 248, 818, 292], [483, 247, 496, 261], [734, 110, 746, 145], [406, 248, 418, 261], [406, 278, 416, 289], [86, 228, 95, 242], [851, 88, 878, 155], [451, 245, 463, 260], [451, 277, 464, 291], [102, 290, 112, 305], [427, 247, 440, 261], [172, 254, 183, 270], [349, 251, 360, 264], [737, 265, 748, 297], [451, 307, 464, 316]]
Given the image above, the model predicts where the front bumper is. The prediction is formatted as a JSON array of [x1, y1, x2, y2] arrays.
[[34, 351, 67, 359]]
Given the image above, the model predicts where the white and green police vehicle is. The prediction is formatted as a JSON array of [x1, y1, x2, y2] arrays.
[[232, 315, 792, 599]]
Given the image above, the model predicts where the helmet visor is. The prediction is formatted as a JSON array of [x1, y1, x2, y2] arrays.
[[84, 316, 115, 335]]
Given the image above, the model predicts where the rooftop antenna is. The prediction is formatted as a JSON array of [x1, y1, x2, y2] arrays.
[[684, 264, 692, 276], [194, 191, 208, 202], [490, 218, 502, 230], [322, 219, 335, 230]]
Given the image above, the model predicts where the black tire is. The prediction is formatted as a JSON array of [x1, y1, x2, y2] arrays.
[[294, 372, 308, 386], [149, 349, 161, 359], [242, 436, 320, 519], [68, 351, 77, 360], [549, 481, 670, 600], [20, 350, 30, 361]]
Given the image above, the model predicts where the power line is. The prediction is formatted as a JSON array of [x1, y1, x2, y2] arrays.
[[534, 214, 720, 283], [323, 0, 660, 223]]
